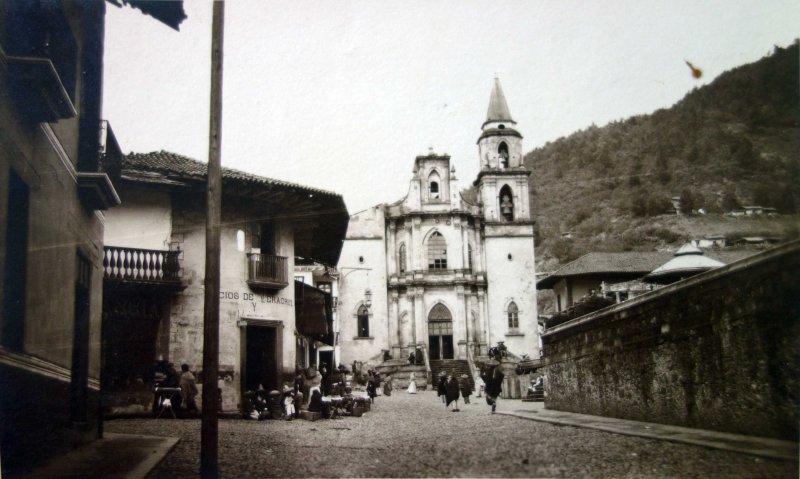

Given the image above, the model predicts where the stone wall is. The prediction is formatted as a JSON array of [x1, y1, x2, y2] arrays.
[[542, 242, 800, 440]]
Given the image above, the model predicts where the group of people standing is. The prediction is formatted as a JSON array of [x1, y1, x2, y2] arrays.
[[407, 357, 504, 414], [436, 373, 474, 412]]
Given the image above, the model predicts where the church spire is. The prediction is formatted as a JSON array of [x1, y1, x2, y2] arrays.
[[486, 77, 513, 123]]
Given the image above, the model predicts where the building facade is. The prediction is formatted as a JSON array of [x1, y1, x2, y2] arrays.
[[101, 151, 347, 412], [338, 80, 539, 369], [0, 0, 184, 472]]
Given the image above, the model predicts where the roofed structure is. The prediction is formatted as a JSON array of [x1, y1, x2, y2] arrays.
[[537, 252, 673, 289], [645, 244, 725, 284], [114, 151, 349, 265]]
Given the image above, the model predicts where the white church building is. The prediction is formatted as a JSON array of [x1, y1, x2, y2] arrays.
[[337, 79, 538, 373]]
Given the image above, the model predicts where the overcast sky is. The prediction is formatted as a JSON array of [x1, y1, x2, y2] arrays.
[[103, 1, 799, 213]]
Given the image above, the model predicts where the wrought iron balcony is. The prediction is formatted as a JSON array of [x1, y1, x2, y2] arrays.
[[247, 253, 289, 290], [103, 246, 183, 290]]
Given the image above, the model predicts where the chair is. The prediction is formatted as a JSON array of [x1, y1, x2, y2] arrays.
[[154, 387, 182, 419]]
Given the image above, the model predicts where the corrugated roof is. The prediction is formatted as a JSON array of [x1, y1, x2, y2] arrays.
[[537, 252, 672, 289]]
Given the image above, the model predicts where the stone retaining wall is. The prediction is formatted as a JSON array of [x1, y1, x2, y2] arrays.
[[542, 242, 800, 440]]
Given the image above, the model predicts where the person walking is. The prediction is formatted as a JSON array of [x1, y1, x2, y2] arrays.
[[366, 369, 378, 404], [179, 363, 199, 414], [445, 375, 461, 412], [481, 359, 504, 413], [407, 372, 417, 394], [459, 374, 472, 405]]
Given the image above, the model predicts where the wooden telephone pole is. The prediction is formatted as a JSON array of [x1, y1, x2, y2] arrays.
[[201, 1, 224, 477]]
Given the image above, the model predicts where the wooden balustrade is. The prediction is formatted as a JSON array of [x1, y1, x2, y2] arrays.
[[103, 246, 181, 284]]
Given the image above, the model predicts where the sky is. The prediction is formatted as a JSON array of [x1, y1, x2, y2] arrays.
[[103, 1, 799, 214]]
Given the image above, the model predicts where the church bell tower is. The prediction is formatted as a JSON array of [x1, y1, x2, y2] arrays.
[[475, 78, 538, 358], [476, 77, 531, 223]]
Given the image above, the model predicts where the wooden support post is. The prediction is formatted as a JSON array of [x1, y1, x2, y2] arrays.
[[201, 1, 224, 478]]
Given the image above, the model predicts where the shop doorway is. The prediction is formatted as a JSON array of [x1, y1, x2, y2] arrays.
[[428, 303, 454, 360], [319, 350, 334, 371], [244, 325, 278, 392]]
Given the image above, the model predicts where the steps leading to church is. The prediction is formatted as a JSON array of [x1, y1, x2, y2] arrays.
[[429, 359, 474, 390]]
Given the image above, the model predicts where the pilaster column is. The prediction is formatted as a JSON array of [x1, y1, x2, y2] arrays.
[[388, 220, 397, 276], [456, 285, 466, 359], [390, 291, 400, 358], [478, 289, 489, 354], [460, 222, 469, 270], [414, 288, 425, 348]]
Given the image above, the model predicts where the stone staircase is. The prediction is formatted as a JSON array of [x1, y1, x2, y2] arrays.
[[429, 359, 474, 389], [374, 359, 428, 389]]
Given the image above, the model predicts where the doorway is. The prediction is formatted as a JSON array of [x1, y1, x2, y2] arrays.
[[428, 303, 454, 360], [244, 325, 278, 392]]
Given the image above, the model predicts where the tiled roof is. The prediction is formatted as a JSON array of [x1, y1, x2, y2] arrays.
[[117, 150, 348, 266], [123, 150, 341, 197], [537, 252, 672, 289]]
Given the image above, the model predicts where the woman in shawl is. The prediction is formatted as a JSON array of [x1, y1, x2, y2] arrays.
[[445, 375, 461, 412]]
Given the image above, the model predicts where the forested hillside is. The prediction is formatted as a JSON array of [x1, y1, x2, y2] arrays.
[[526, 41, 800, 270]]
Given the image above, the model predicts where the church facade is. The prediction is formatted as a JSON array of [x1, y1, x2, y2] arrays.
[[337, 80, 538, 369]]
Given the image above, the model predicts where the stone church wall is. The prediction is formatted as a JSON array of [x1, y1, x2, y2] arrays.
[[542, 242, 800, 440]]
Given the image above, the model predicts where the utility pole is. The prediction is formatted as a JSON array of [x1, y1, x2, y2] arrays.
[[201, 1, 224, 477]]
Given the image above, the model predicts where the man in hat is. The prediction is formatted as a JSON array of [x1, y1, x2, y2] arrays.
[[480, 359, 504, 413]]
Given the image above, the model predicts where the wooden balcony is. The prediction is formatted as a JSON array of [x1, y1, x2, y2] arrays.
[[247, 253, 289, 290], [103, 246, 183, 292]]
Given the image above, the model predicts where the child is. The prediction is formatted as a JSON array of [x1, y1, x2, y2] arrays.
[[282, 385, 295, 420]]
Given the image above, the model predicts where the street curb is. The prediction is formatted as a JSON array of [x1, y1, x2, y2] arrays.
[[106, 433, 181, 479], [498, 410, 798, 461]]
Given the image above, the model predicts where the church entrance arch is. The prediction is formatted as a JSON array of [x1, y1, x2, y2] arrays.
[[428, 303, 454, 360]]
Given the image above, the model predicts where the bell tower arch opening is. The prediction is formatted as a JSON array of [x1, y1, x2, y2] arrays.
[[499, 184, 514, 221], [498, 142, 509, 168]]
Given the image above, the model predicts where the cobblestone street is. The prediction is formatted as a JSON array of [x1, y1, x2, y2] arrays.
[[105, 390, 796, 478]]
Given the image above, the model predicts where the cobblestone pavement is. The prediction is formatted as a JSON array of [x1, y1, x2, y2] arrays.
[[105, 391, 797, 478]]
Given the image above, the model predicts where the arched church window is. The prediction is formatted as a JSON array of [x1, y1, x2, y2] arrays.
[[499, 185, 514, 221], [498, 142, 509, 168], [398, 243, 407, 273], [507, 301, 519, 329], [428, 171, 441, 199], [427, 231, 447, 270], [357, 304, 370, 337]]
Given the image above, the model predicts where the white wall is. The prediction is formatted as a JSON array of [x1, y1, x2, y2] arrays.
[[104, 188, 172, 250]]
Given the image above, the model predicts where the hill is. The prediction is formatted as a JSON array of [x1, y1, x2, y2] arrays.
[[525, 41, 800, 270]]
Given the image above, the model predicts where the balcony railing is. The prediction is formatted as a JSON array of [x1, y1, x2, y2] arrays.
[[103, 246, 181, 287], [247, 253, 289, 290]]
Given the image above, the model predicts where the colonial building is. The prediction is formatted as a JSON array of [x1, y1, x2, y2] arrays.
[[0, 0, 184, 472], [101, 151, 347, 412], [338, 79, 539, 375]]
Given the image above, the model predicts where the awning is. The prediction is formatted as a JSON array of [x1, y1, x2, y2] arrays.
[[294, 281, 333, 346], [107, 0, 187, 31]]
